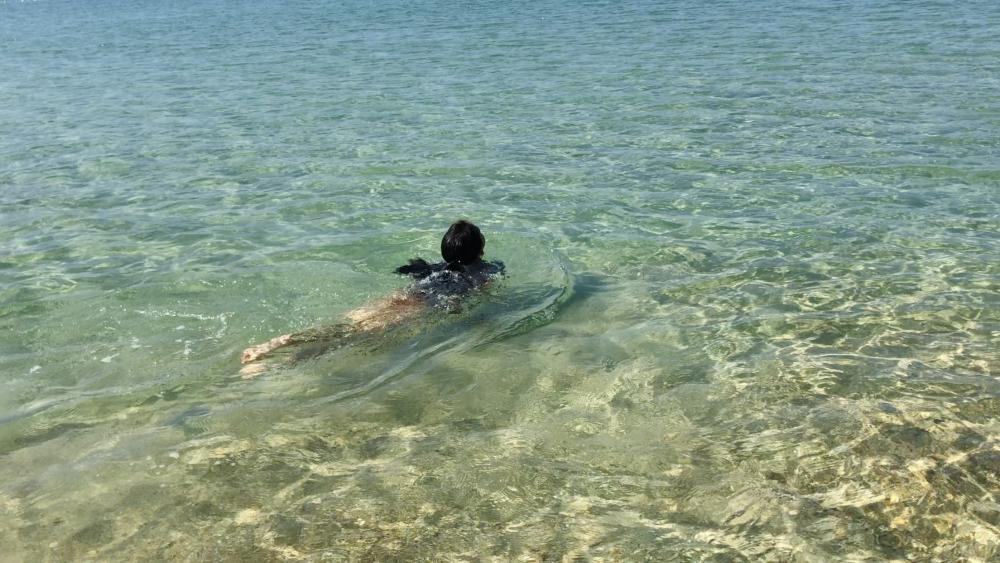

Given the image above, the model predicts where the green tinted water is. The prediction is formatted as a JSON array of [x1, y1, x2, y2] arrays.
[[1, 0, 999, 560]]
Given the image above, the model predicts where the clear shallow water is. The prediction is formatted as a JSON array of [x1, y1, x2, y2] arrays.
[[1, 0, 999, 559]]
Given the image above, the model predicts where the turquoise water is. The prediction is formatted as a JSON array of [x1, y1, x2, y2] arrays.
[[2, 0, 999, 559]]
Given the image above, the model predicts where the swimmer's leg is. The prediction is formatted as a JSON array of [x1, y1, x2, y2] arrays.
[[346, 293, 426, 331], [239, 324, 360, 378], [241, 324, 354, 365], [239, 292, 425, 370]]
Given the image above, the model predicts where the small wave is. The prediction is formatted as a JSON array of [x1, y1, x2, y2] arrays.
[[302, 244, 574, 404]]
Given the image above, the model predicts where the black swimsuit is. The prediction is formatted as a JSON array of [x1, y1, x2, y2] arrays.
[[399, 260, 505, 308]]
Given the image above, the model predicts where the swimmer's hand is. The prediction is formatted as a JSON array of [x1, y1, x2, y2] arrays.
[[395, 257, 433, 278]]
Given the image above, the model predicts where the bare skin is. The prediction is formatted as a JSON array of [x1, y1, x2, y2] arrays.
[[239, 252, 499, 379], [239, 292, 426, 377]]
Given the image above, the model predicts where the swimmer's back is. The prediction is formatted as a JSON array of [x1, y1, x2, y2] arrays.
[[396, 258, 505, 307]]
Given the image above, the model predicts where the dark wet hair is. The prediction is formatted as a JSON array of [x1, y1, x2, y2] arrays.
[[440, 220, 485, 265], [394, 220, 486, 278]]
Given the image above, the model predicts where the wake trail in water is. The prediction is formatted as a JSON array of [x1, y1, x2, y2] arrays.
[[308, 249, 574, 405]]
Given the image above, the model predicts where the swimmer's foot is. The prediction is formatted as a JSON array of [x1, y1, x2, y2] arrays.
[[239, 362, 268, 379], [241, 346, 265, 364], [241, 334, 293, 364]]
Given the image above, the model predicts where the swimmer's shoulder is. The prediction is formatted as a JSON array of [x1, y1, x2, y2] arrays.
[[472, 259, 505, 276]]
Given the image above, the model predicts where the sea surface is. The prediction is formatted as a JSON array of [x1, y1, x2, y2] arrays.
[[2, 0, 999, 560]]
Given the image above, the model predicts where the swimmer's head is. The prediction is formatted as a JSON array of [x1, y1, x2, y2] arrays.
[[441, 220, 485, 265]]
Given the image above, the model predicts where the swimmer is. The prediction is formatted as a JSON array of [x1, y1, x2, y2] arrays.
[[239, 220, 504, 375]]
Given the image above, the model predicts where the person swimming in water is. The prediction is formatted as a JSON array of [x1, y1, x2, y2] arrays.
[[239, 220, 504, 373]]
